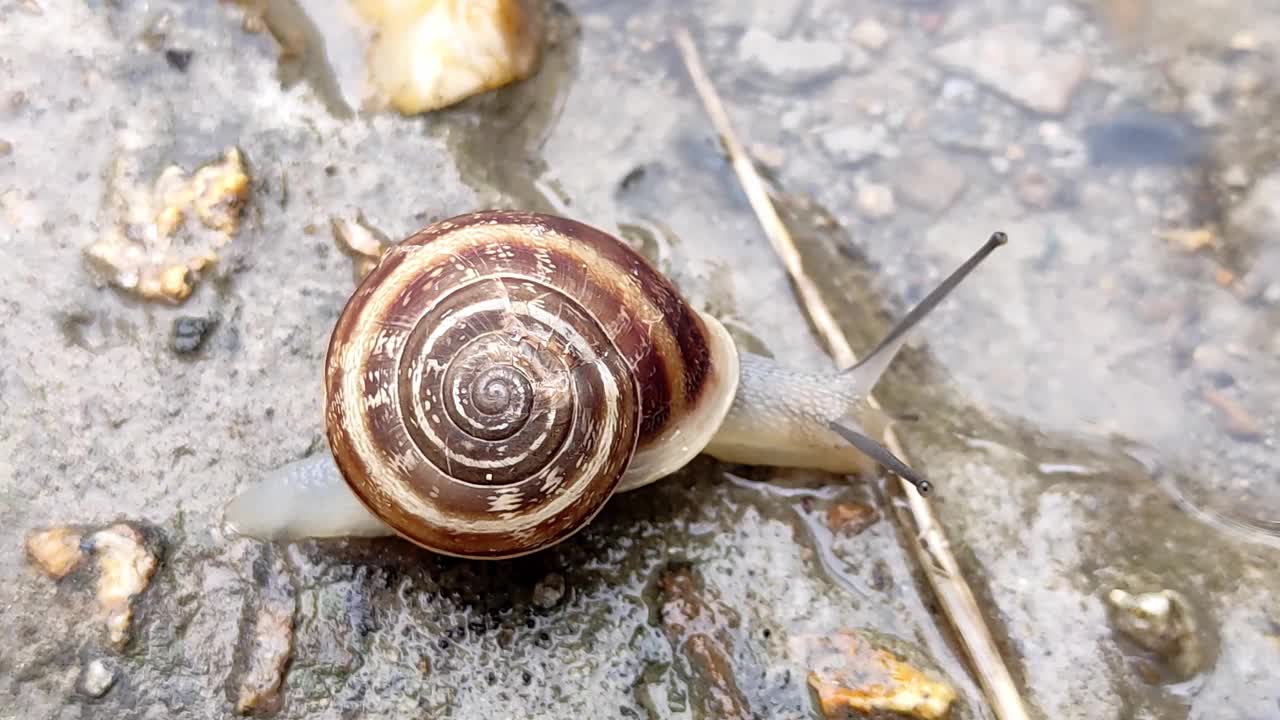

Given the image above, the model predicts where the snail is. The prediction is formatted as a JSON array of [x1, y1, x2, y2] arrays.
[[223, 211, 1005, 559]]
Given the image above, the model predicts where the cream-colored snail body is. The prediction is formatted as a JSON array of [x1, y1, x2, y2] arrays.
[[223, 211, 1005, 558]]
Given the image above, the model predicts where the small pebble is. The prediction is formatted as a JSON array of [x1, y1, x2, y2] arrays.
[[1042, 4, 1077, 39], [931, 113, 1002, 154], [1168, 55, 1228, 97], [1232, 69, 1263, 96], [0, 139, 12, 157], [826, 502, 878, 535], [1221, 164, 1250, 189], [164, 48, 193, 72], [236, 601, 294, 714], [1184, 92, 1223, 128], [1014, 169, 1060, 209], [80, 659, 117, 698], [795, 629, 956, 720], [1228, 31, 1260, 52], [819, 125, 888, 166], [939, 77, 977, 103], [1191, 344, 1228, 373], [89, 524, 158, 647], [856, 182, 895, 220], [532, 573, 566, 609], [931, 23, 1088, 115], [890, 152, 967, 213], [171, 316, 213, 354], [1203, 388, 1263, 441], [25, 526, 85, 579], [1038, 122, 1088, 168], [1106, 588, 1202, 678], [738, 29, 844, 86], [850, 19, 889, 51]]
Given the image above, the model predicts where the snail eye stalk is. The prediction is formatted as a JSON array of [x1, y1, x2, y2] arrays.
[[828, 421, 932, 495]]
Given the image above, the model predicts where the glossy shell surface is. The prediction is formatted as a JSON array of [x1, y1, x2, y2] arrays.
[[323, 211, 735, 557]]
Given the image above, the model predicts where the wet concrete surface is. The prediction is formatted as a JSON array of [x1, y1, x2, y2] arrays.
[[3, 0, 1280, 718]]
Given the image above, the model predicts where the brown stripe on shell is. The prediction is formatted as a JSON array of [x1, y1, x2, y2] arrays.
[[522, 213, 714, 427]]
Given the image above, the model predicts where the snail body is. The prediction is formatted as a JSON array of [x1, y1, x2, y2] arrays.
[[224, 211, 1005, 558]]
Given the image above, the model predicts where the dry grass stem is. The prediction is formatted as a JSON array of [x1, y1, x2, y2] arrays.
[[674, 26, 1031, 720]]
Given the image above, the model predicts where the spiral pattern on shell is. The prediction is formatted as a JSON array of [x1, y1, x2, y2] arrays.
[[324, 211, 717, 558]]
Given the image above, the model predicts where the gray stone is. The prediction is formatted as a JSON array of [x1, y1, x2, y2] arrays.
[[940, 77, 978, 103], [80, 659, 117, 698], [1042, 4, 1078, 39], [170, 316, 213, 354], [855, 181, 896, 219], [532, 573, 566, 609], [889, 152, 968, 212], [1184, 91, 1224, 128], [819, 124, 889, 165], [850, 18, 890, 51], [932, 23, 1088, 114], [1229, 168, 1280, 239], [738, 29, 845, 85], [1168, 54, 1230, 96], [1038, 122, 1088, 169], [930, 111, 1004, 153]]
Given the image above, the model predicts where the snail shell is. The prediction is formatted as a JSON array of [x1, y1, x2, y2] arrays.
[[324, 211, 739, 558]]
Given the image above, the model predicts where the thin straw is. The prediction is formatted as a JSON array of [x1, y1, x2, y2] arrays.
[[674, 27, 1031, 720]]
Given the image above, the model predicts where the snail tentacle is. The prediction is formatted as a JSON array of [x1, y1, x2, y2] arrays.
[[843, 231, 1008, 399], [704, 231, 1007, 495]]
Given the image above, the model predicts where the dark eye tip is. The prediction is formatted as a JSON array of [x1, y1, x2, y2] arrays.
[[989, 231, 1009, 247]]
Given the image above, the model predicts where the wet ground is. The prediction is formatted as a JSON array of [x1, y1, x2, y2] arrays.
[[3, 0, 1280, 718]]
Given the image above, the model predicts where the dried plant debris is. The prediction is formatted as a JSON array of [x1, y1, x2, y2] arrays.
[[1202, 387, 1264, 441], [656, 564, 753, 720], [25, 526, 86, 579], [89, 524, 160, 648], [789, 630, 956, 720], [331, 212, 390, 282], [1106, 588, 1204, 680], [1156, 225, 1219, 253], [84, 147, 250, 303], [353, 0, 543, 114]]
